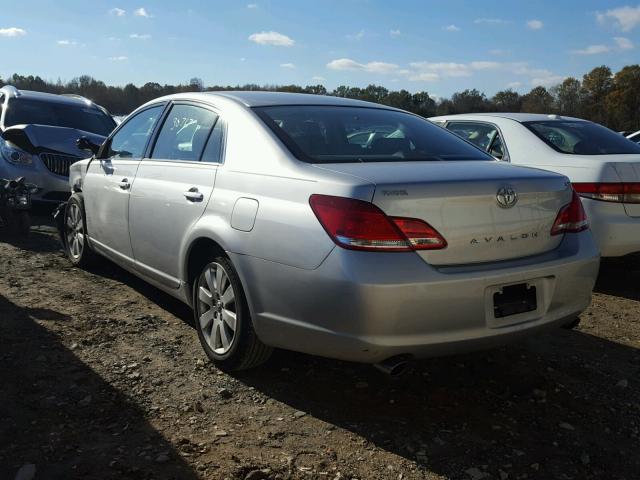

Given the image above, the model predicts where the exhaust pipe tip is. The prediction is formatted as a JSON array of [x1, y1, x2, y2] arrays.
[[374, 355, 411, 376]]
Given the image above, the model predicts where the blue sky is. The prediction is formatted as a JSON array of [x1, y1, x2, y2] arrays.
[[1, 1, 639, 97]]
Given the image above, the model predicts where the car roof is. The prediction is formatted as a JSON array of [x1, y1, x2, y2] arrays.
[[151, 91, 399, 110], [0, 87, 103, 108], [429, 112, 586, 123]]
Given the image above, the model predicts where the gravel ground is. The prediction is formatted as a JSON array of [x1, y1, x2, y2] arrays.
[[1, 220, 639, 480]]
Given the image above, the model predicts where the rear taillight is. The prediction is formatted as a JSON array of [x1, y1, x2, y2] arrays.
[[551, 191, 589, 236], [572, 182, 640, 204], [309, 194, 447, 252]]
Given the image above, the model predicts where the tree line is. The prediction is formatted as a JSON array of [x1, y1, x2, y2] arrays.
[[1, 64, 638, 131]]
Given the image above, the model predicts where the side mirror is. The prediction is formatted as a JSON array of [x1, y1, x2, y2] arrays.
[[76, 136, 101, 155]]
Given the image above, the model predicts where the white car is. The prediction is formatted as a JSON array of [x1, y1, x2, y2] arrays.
[[430, 113, 640, 258]]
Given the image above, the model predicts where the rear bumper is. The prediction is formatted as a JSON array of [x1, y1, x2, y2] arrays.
[[232, 231, 600, 364], [582, 198, 640, 257]]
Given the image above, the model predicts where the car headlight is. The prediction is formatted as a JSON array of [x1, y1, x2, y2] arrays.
[[0, 140, 33, 165]]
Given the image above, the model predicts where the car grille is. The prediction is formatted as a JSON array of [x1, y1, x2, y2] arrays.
[[40, 153, 83, 177]]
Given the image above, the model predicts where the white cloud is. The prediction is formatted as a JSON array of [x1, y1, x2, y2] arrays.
[[129, 33, 151, 39], [530, 74, 564, 86], [311, 76, 326, 82], [327, 58, 399, 74], [389, 29, 401, 37], [526, 19, 543, 30], [409, 61, 472, 77], [570, 44, 611, 55], [443, 24, 460, 32], [280, 63, 296, 69], [408, 72, 440, 82], [109, 7, 125, 16], [0, 27, 26, 37], [248, 31, 294, 46], [247, 3, 258, 8], [108, 55, 128, 61], [474, 18, 508, 25], [134, 7, 151, 17], [597, 5, 640, 32], [470, 61, 502, 70], [57, 39, 77, 46], [614, 36, 634, 50], [507, 81, 523, 89], [346, 29, 365, 41]]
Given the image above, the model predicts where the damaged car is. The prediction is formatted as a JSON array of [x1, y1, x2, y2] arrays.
[[0, 85, 116, 204]]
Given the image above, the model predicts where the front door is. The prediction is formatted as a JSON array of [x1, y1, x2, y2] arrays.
[[128, 103, 225, 287], [83, 104, 164, 262]]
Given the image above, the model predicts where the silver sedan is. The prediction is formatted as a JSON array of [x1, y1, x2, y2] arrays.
[[61, 92, 599, 371]]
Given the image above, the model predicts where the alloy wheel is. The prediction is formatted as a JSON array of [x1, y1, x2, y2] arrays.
[[65, 203, 84, 260], [197, 262, 238, 355]]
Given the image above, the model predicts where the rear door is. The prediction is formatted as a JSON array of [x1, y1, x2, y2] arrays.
[[83, 104, 164, 262], [128, 102, 223, 288]]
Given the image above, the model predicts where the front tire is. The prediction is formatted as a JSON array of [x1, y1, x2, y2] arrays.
[[193, 257, 272, 371], [64, 194, 98, 268]]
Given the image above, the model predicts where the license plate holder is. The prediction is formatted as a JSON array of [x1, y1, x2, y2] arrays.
[[493, 282, 537, 319]]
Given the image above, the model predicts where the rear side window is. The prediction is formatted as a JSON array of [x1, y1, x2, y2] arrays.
[[525, 120, 640, 155], [446, 121, 498, 150], [107, 105, 163, 159], [445, 121, 507, 160], [201, 119, 225, 163], [255, 105, 492, 163], [151, 104, 218, 161]]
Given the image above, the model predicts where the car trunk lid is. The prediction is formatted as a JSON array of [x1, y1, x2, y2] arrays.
[[316, 161, 572, 266]]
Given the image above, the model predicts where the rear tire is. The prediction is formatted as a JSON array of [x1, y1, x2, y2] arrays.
[[562, 317, 581, 330], [64, 194, 99, 268], [193, 256, 272, 371]]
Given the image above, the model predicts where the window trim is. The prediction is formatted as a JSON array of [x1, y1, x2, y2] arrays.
[[444, 119, 511, 162], [144, 99, 226, 166]]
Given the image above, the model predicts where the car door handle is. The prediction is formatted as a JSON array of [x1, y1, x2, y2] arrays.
[[183, 188, 204, 202], [118, 178, 130, 190]]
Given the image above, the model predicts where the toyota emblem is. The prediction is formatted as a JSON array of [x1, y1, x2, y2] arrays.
[[496, 186, 518, 208]]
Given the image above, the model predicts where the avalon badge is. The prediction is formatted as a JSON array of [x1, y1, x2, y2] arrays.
[[496, 186, 518, 209]]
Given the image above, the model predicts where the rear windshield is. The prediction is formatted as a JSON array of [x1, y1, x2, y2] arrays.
[[255, 105, 493, 163], [5, 98, 116, 136], [524, 120, 640, 155]]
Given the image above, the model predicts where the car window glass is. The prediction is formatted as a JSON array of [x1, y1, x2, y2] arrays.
[[256, 106, 492, 163], [108, 105, 163, 159], [201, 119, 225, 163], [5, 97, 116, 136], [525, 121, 640, 155], [446, 121, 498, 150], [489, 134, 506, 160], [151, 105, 218, 161]]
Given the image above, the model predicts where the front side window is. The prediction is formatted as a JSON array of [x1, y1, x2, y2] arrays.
[[151, 104, 218, 161], [525, 120, 640, 155], [255, 106, 492, 163], [5, 97, 116, 136], [107, 105, 163, 159]]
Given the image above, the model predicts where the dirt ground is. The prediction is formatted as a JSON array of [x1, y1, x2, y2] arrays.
[[1, 218, 639, 480]]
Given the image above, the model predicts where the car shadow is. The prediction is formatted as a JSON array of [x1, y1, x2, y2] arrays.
[[235, 329, 640, 479], [0, 294, 200, 479], [594, 258, 640, 301]]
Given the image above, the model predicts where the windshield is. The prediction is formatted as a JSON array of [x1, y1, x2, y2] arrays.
[[255, 105, 493, 163], [5, 98, 116, 136], [524, 120, 640, 155]]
